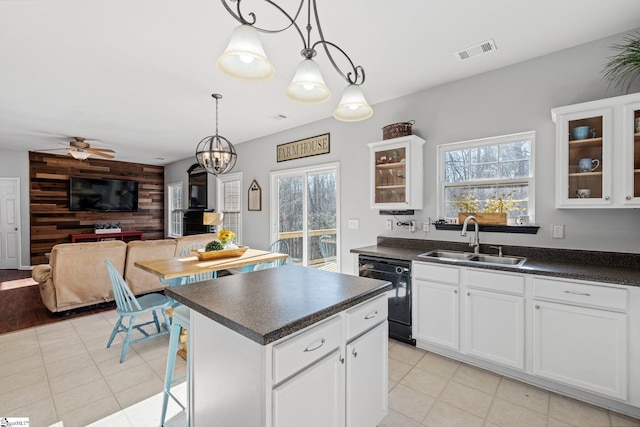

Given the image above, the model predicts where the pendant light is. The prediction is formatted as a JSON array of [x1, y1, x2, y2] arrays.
[[333, 84, 373, 122], [195, 94, 237, 175], [216, 25, 275, 81]]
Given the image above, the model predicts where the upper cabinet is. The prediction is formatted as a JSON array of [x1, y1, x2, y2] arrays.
[[552, 93, 640, 208], [368, 135, 425, 209]]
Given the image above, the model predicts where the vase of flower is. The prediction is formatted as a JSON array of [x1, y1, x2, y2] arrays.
[[218, 229, 238, 250]]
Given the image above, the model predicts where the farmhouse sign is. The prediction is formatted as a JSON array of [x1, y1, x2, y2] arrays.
[[277, 133, 330, 162]]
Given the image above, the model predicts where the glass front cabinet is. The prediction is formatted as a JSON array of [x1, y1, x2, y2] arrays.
[[368, 135, 425, 209], [552, 93, 640, 208]]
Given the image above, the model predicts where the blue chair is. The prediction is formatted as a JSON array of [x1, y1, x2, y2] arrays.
[[105, 259, 172, 363], [160, 304, 190, 427], [253, 239, 289, 271], [319, 234, 335, 259], [179, 243, 217, 283]]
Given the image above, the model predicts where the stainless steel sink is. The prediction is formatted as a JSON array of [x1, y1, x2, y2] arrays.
[[418, 250, 473, 261], [418, 250, 526, 267], [468, 254, 526, 266]]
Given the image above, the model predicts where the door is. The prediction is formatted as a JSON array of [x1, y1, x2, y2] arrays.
[[271, 163, 339, 270], [0, 178, 20, 269], [533, 300, 627, 399], [346, 322, 388, 427], [413, 279, 459, 350], [273, 349, 345, 427]]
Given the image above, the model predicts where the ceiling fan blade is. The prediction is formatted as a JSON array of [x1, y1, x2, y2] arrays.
[[87, 149, 114, 159], [90, 147, 116, 153]]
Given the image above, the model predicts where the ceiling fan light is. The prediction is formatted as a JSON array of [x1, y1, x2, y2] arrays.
[[216, 25, 275, 81], [69, 150, 91, 160], [333, 84, 373, 122], [285, 59, 331, 103]]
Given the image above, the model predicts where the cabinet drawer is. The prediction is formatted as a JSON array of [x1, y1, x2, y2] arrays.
[[533, 278, 627, 311], [346, 294, 388, 341], [413, 262, 460, 284], [273, 316, 342, 384], [467, 269, 525, 295]]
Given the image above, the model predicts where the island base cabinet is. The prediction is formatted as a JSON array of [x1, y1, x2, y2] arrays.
[[346, 322, 388, 427], [533, 300, 628, 400], [465, 289, 525, 370], [273, 349, 345, 427]]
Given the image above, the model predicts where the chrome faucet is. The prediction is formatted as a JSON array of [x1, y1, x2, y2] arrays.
[[461, 215, 480, 254]]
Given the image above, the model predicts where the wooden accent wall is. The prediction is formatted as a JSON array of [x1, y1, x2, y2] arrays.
[[29, 152, 165, 264]]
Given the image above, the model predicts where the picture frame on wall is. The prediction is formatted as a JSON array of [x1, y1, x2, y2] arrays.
[[248, 179, 262, 211]]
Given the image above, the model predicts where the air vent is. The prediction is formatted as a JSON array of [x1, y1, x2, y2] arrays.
[[456, 39, 497, 60], [269, 114, 288, 120]]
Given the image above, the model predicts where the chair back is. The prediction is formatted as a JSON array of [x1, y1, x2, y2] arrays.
[[254, 239, 289, 271], [179, 243, 217, 283], [105, 259, 142, 312]]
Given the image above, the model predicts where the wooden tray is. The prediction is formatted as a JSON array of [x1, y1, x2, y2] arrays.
[[192, 246, 249, 261]]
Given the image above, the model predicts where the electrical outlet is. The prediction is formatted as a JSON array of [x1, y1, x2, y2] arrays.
[[348, 219, 359, 229], [552, 224, 564, 239], [385, 219, 393, 230], [422, 222, 430, 232], [410, 220, 416, 232]]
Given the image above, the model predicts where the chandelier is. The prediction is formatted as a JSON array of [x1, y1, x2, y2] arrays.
[[216, 0, 374, 122], [195, 94, 238, 175]]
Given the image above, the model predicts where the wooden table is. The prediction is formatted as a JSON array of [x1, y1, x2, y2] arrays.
[[135, 248, 288, 286]]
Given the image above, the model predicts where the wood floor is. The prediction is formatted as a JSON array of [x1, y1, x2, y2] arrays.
[[0, 269, 115, 335]]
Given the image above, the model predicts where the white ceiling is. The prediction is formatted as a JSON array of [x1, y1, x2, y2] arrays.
[[1, 0, 640, 165]]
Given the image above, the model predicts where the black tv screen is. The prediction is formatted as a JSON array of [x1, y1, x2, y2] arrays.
[[69, 177, 139, 212]]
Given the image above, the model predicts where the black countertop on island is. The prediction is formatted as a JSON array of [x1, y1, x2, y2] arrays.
[[165, 264, 392, 345], [351, 237, 640, 287]]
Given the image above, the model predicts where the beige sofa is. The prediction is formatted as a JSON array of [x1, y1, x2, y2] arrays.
[[32, 234, 216, 313]]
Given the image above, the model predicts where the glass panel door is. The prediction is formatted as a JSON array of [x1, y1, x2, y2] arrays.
[[273, 164, 338, 271], [374, 146, 407, 204], [567, 116, 603, 200], [633, 109, 640, 199]]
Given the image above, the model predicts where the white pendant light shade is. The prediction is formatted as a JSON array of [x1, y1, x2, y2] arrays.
[[285, 59, 331, 103], [216, 25, 275, 81], [333, 84, 373, 122], [69, 150, 91, 160]]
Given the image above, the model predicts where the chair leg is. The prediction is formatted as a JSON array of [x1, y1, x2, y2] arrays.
[[161, 320, 184, 426], [152, 310, 161, 333], [107, 316, 124, 348], [120, 315, 136, 363]]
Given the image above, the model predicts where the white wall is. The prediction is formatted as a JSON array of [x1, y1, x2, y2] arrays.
[[0, 149, 30, 269], [166, 29, 640, 274]]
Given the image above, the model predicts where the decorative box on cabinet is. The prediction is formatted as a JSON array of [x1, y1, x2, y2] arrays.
[[552, 92, 640, 208], [368, 135, 425, 209]]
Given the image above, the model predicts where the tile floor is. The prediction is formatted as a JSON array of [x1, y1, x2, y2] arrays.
[[1, 311, 639, 427]]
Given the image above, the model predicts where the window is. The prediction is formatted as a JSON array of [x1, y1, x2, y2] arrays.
[[167, 182, 183, 237], [216, 172, 242, 243], [438, 131, 535, 225]]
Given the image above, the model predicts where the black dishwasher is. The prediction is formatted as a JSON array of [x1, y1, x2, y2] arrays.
[[358, 255, 415, 346]]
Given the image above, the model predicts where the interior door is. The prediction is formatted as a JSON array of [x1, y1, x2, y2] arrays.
[[0, 178, 20, 269], [271, 164, 338, 270]]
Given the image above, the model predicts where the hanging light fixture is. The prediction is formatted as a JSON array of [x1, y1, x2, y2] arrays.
[[195, 94, 237, 175], [217, 0, 373, 121]]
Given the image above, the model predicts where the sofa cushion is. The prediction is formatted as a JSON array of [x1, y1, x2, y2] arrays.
[[49, 240, 127, 310], [124, 239, 177, 294]]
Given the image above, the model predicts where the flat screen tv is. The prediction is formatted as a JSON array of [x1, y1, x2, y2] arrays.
[[69, 177, 139, 212]]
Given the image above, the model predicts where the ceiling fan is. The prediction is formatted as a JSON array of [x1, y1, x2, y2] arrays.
[[41, 137, 115, 160]]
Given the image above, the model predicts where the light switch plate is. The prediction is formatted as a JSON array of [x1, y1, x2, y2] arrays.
[[385, 219, 393, 230], [348, 219, 359, 229]]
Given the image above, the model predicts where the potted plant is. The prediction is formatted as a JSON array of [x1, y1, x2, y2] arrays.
[[603, 32, 640, 93], [451, 190, 523, 225]]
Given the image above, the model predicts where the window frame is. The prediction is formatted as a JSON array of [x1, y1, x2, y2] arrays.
[[167, 181, 183, 237], [437, 131, 536, 225], [216, 172, 243, 244]]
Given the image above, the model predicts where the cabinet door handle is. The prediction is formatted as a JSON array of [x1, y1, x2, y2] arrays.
[[626, 196, 632, 200], [454, 290, 458, 294], [605, 196, 611, 200], [339, 355, 345, 364], [352, 348, 358, 358], [364, 310, 378, 320], [564, 290, 591, 296], [304, 338, 326, 352], [535, 305, 540, 309]]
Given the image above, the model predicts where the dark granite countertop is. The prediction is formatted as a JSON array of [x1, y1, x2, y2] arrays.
[[165, 264, 392, 345], [351, 238, 640, 287]]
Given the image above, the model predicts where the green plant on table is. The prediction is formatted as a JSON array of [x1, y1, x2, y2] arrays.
[[451, 189, 523, 214], [206, 240, 224, 252]]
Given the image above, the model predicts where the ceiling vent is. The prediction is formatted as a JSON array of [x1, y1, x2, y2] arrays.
[[456, 39, 497, 60], [269, 114, 288, 121]]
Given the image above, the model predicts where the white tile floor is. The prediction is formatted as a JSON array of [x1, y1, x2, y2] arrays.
[[1, 311, 639, 427]]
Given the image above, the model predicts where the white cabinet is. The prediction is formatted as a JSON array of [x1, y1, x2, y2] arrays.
[[346, 322, 387, 427], [464, 269, 525, 370], [532, 277, 628, 400], [552, 92, 640, 208], [368, 135, 425, 209], [273, 349, 345, 427], [413, 262, 460, 350]]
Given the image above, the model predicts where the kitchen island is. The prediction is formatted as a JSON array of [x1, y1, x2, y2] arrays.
[[166, 264, 392, 427]]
